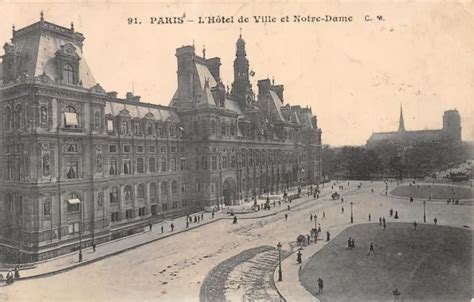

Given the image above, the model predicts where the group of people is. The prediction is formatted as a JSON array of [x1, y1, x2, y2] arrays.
[[389, 208, 399, 219], [0, 265, 20, 285]]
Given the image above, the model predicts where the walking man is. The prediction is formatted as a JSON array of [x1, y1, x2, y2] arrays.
[[310, 214, 313, 222], [434, 217, 438, 225], [212, 211, 215, 218], [307, 234, 311, 244], [413, 221, 418, 230], [288, 205, 291, 211], [285, 213, 288, 221], [326, 231, 330, 242], [323, 211, 326, 219], [351, 238, 355, 249], [186, 221, 189, 228], [348, 237, 352, 249], [368, 213, 371, 222], [171, 222, 174, 232], [379, 217, 382, 226], [341, 206, 344, 214], [383, 221, 386, 230], [317, 278, 324, 293], [367, 242, 375, 255], [161, 225, 164, 233], [149, 223, 153, 231]]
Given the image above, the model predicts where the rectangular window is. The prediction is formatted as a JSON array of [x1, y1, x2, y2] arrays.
[[107, 119, 114, 132], [149, 158, 156, 173], [109, 145, 117, 153], [136, 145, 144, 153], [172, 201, 178, 209], [160, 146, 166, 153], [137, 158, 144, 173], [139, 207, 146, 216], [125, 209, 134, 219], [180, 158, 186, 170], [123, 145, 131, 153], [149, 146, 155, 153], [195, 159, 200, 170], [66, 161, 79, 179], [123, 159, 131, 175], [171, 158, 177, 171], [68, 222, 80, 234], [231, 156, 236, 168], [162, 203, 168, 211], [211, 156, 217, 170], [66, 198, 80, 213], [171, 146, 177, 153], [222, 156, 228, 169], [109, 160, 118, 175], [111, 212, 120, 222], [201, 157, 208, 170]]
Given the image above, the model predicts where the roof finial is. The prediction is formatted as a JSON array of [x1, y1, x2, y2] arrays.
[[203, 45, 206, 59], [272, 76, 275, 85], [12, 24, 15, 33], [398, 103, 405, 132], [239, 27, 242, 38], [70, 22, 74, 31], [192, 39, 195, 48], [40, 10, 44, 21]]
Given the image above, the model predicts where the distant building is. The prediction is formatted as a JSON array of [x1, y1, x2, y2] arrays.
[[0, 15, 322, 262], [366, 106, 463, 178], [367, 106, 462, 148]]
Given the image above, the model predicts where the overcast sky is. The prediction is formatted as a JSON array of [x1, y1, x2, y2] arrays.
[[1, 2, 472, 146]]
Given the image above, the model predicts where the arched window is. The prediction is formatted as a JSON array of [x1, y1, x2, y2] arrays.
[[124, 185, 132, 201], [5, 107, 11, 130], [64, 106, 78, 128], [161, 181, 168, 197], [63, 64, 75, 84], [40, 106, 48, 126], [161, 157, 167, 172], [171, 180, 178, 194], [14, 104, 22, 129], [150, 183, 157, 198], [137, 183, 145, 199], [110, 187, 118, 203], [210, 119, 216, 134]]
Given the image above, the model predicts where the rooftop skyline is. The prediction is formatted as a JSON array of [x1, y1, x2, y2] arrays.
[[1, 2, 472, 146]]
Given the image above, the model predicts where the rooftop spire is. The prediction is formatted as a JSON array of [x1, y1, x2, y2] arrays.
[[398, 104, 405, 132], [40, 10, 44, 21]]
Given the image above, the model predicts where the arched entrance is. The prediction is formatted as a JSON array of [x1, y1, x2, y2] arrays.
[[223, 177, 237, 205]]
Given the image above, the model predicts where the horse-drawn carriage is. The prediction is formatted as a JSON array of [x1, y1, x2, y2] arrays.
[[331, 192, 340, 200]]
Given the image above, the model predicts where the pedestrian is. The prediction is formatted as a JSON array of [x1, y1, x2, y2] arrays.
[[92, 240, 96, 252], [348, 237, 352, 249], [318, 226, 321, 233], [326, 231, 330, 242], [149, 223, 153, 231], [341, 206, 344, 214], [285, 213, 288, 221], [212, 211, 215, 218], [201, 213, 204, 220], [14, 265, 20, 279], [394, 211, 398, 219], [194, 216, 197, 223], [367, 242, 375, 255], [323, 211, 326, 219], [310, 214, 313, 222], [317, 194, 319, 199], [307, 234, 311, 244], [288, 205, 291, 211], [314, 214, 317, 221], [383, 221, 386, 230], [413, 221, 417, 230], [317, 278, 324, 293], [379, 217, 382, 226], [434, 217, 438, 225], [382, 217, 386, 225], [161, 225, 164, 233], [171, 222, 174, 231], [390, 208, 393, 217], [341, 197, 344, 203], [351, 238, 355, 249], [368, 213, 371, 221]]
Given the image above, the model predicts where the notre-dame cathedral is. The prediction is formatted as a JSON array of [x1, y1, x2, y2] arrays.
[[0, 15, 322, 262]]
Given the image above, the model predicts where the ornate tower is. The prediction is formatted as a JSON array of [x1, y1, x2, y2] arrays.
[[398, 104, 405, 132], [231, 33, 253, 109]]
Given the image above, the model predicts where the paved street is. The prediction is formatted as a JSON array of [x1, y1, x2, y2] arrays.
[[1, 180, 472, 302]]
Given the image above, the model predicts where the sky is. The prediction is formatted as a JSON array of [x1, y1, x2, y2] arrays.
[[0, 2, 472, 146]]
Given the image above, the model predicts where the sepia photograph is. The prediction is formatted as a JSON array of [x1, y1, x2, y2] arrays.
[[0, 2, 472, 301]]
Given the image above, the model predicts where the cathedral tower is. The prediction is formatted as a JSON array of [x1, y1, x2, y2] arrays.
[[231, 33, 253, 109]]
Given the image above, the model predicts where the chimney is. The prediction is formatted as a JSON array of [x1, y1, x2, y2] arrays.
[[257, 79, 271, 99], [126, 92, 141, 102], [107, 91, 118, 98], [175, 45, 196, 100], [206, 57, 221, 82]]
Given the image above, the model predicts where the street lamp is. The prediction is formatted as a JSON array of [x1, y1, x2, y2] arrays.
[[78, 230, 83, 262], [423, 201, 426, 223], [277, 242, 282, 282], [350, 202, 354, 223]]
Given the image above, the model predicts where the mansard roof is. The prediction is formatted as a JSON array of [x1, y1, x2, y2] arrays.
[[105, 101, 180, 122], [1, 19, 96, 87]]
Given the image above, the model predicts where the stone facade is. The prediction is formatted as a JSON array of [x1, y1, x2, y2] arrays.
[[0, 17, 322, 262]]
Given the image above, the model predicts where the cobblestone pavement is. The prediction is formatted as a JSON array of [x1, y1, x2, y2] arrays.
[[200, 245, 289, 302]]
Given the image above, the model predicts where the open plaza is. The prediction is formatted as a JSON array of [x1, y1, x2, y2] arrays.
[[0, 178, 472, 301]]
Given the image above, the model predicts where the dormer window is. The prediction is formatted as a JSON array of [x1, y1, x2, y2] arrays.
[[63, 64, 75, 84]]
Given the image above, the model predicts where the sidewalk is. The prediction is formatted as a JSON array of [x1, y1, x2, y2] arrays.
[[5, 184, 333, 281]]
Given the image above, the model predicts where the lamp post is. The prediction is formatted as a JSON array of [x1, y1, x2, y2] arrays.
[[350, 202, 354, 223], [423, 201, 426, 223], [78, 230, 83, 262], [277, 242, 282, 281]]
